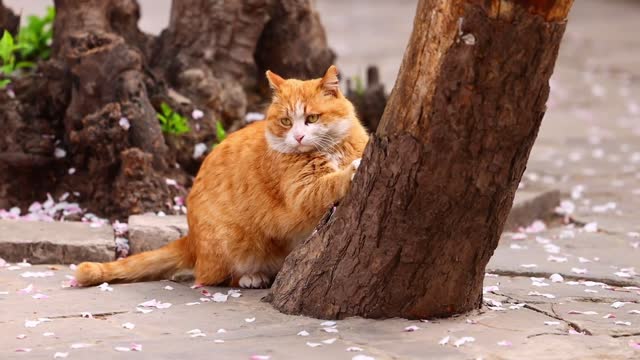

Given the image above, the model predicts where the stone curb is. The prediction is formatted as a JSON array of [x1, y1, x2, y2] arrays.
[[0, 190, 558, 264], [0, 219, 115, 264], [503, 189, 560, 231], [127, 189, 560, 253], [128, 214, 188, 254]]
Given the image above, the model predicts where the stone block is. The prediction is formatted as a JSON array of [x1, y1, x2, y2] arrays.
[[128, 214, 188, 254], [0, 220, 115, 264]]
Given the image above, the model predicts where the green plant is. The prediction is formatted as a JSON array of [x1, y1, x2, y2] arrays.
[[211, 121, 227, 149], [216, 121, 227, 142], [0, 31, 31, 88], [157, 102, 191, 135], [353, 75, 365, 96], [17, 7, 55, 61]]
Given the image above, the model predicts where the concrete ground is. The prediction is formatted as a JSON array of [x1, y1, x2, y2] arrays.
[[2, 0, 640, 359]]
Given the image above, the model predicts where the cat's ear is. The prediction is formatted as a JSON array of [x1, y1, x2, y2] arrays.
[[266, 70, 285, 91], [320, 65, 340, 97]]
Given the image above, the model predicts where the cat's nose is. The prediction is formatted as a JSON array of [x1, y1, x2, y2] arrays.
[[294, 134, 305, 144]]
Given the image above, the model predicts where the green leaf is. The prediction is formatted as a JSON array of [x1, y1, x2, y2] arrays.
[[0, 30, 14, 63], [40, 48, 51, 60], [216, 121, 227, 142], [15, 61, 35, 69], [1, 63, 13, 75], [160, 102, 172, 116], [157, 103, 190, 135], [16, 6, 55, 61], [0, 78, 10, 88], [354, 76, 365, 96], [45, 7, 55, 22]]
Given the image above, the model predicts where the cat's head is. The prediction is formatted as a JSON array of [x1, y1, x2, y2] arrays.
[[264, 66, 356, 154]]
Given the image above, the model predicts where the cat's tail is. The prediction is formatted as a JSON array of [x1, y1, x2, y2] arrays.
[[75, 236, 192, 286]]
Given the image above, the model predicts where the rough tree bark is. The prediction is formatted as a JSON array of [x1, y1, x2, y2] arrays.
[[269, 0, 574, 319], [0, 0, 19, 35], [0, 0, 334, 219], [153, 0, 334, 128]]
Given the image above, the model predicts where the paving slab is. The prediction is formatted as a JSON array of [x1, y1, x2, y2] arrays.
[[128, 215, 188, 254], [489, 227, 640, 288], [485, 276, 640, 336], [1, 264, 638, 360], [0, 220, 115, 264]]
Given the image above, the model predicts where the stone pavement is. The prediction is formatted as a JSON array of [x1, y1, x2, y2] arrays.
[[1, 262, 638, 360], [1, 0, 640, 359]]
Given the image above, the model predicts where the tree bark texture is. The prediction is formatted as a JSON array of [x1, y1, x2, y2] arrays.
[[153, 0, 334, 129], [269, 0, 574, 319], [0, 0, 334, 219], [0, 0, 19, 35]]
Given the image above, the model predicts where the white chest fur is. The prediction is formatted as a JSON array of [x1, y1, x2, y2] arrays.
[[324, 150, 344, 171]]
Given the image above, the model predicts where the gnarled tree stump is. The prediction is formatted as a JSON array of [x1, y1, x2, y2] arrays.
[[0, 0, 334, 219], [0, 0, 19, 35]]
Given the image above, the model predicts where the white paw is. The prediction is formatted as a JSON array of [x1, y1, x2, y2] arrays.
[[238, 273, 271, 289], [350, 158, 362, 180]]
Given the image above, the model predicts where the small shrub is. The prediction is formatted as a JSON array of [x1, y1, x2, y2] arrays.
[[353, 75, 365, 96], [0, 31, 32, 88], [18, 7, 55, 62], [157, 102, 191, 135], [211, 121, 227, 149], [216, 121, 227, 142]]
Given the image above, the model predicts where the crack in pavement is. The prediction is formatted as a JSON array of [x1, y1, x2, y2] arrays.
[[494, 292, 593, 336], [526, 332, 568, 339], [45, 310, 129, 320], [571, 297, 639, 305], [611, 332, 640, 338], [486, 269, 639, 288]]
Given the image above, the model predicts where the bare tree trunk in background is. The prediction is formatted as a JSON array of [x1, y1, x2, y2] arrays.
[[153, 0, 334, 130], [269, 0, 574, 319], [52, 0, 175, 216], [0, 0, 19, 35], [0, 0, 334, 219]]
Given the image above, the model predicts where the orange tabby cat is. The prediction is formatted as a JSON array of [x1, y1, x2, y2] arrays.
[[75, 65, 369, 288]]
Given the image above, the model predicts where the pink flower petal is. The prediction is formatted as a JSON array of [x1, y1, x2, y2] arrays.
[[568, 310, 598, 315], [32, 293, 49, 300]]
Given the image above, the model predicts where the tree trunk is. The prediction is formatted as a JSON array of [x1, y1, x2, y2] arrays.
[[269, 0, 574, 319], [51, 0, 180, 216], [153, 0, 334, 129], [0, 0, 19, 35], [0, 0, 334, 220], [346, 66, 387, 132]]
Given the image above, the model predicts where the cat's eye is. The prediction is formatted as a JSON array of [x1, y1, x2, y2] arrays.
[[306, 114, 319, 124], [280, 118, 292, 127]]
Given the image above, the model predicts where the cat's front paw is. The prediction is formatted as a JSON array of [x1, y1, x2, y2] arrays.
[[350, 158, 362, 180], [238, 273, 271, 289]]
